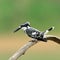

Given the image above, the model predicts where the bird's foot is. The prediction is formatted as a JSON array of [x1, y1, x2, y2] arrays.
[[29, 40, 38, 42]]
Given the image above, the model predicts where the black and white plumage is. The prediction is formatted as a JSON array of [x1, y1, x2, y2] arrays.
[[14, 22, 60, 43]]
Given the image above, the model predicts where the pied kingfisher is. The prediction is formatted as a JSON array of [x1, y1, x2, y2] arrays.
[[14, 22, 54, 42]]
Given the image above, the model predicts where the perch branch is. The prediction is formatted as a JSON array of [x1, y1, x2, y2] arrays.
[[8, 40, 38, 60], [8, 35, 60, 60]]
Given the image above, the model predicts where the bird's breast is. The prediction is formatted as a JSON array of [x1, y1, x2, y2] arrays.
[[25, 29, 33, 37]]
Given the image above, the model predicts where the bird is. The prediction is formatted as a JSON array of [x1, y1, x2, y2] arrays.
[[14, 22, 60, 44]]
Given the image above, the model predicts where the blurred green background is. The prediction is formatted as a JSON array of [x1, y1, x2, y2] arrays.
[[0, 0, 60, 60]]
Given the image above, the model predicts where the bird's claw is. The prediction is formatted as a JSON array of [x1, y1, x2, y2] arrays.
[[29, 40, 38, 42]]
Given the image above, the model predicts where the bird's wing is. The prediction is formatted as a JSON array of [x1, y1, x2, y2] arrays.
[[30, 27, 41, 32], [44, 35, 60, 44]]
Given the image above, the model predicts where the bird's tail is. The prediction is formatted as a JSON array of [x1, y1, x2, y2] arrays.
[[43, 26, 55, 35]]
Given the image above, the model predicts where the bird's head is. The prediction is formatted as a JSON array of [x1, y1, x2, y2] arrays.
[[14, 22, 30, 32]]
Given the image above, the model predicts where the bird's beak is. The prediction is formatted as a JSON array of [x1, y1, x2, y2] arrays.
[[14, 26, 22, 33]]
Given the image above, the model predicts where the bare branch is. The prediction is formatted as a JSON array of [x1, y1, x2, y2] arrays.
[[44, 35, 60, 44], [8, 35, 60, 60], [8, 40, 38, 60]]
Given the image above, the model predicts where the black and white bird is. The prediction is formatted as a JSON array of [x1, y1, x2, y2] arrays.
[[14, 22, 56, 42]]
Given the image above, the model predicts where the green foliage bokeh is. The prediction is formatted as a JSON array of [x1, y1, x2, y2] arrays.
[[0, 0, 60, 33]]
